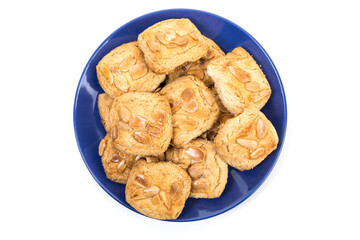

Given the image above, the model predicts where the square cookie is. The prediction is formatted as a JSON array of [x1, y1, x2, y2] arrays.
[[160, 75, 219, 147], [109, 92, 172, 156], [166, 139, 228, 198], [96, 41, 166, 98], [125, 160, 191, 219], [138, 18, 208, 74], [207, 47, 272, 115], [214, 107, 278, 171]]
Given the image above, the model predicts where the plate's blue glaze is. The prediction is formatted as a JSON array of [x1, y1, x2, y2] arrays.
[[74, 9, 287, 222]]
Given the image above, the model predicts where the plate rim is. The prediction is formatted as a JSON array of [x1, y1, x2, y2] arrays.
[[73, 8, 287, 222]]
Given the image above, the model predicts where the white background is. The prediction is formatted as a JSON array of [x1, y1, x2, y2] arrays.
[[1, 0, 359, 239]]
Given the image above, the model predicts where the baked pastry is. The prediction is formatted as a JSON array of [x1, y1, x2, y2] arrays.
[[166, 139, 228, 198], [98, 133, 137, 183], [125, 160, 191, 219], [166, 36, 225, 87], [98, 93, 113, 131], [99, 133, 136, 183], [214, 107, 278, 171], [160, 75, 219, 147], [207, 47, 271, 115], [98, 133, 165, 184], [138, 18, 208, 74], [93, 20, 281, 218], [96, 41, 166, 98], [109, 92, 172, 155]]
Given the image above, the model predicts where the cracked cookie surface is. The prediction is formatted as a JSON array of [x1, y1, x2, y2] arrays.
[[109, 92, 172, 155], [214, 108, 278, 171], [160, 75, 219, 147], [125, 160, 191, 219], [138, 18, 208, 74], [166, 139, 228, 198], [96, 41, 166, 98], [207, 47, 271, 115]]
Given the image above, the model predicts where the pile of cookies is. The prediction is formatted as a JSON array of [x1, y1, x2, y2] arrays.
[[96, 19, 279, 219]]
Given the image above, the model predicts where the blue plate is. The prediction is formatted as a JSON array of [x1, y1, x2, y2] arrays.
[[74, 9, 287, 222]]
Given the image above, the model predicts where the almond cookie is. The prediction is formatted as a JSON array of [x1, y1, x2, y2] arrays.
[[109, 92, 172, 155], [138, 18, 208, 74], [214, 108, 278, 171], [99, 133, 137, 183], [96, 41, 166, 98], [166, 36, 225, 87], [98, 93, 113, 132], [125, 160, 191, 219], [160, 75, 219, 147], [207, 47, 271, 115], [98, 133, 165, 184], [166, 139, 228, 198]]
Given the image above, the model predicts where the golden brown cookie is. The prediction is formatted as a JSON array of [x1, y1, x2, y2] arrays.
[[98, 133, 165, 184], [96, 41, 166, 98], [138, 18, 208, 74], [160, 75, 219, 147], [98, 93, 113, 132], [207, 47, 271, 115], [166, 139, 228, 198], [98, 133, 138, 183], [109, 92, 172, 155], [166, 36, 225, 87], [125, 160, 191, 219], [214, 108, 278, 171]]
